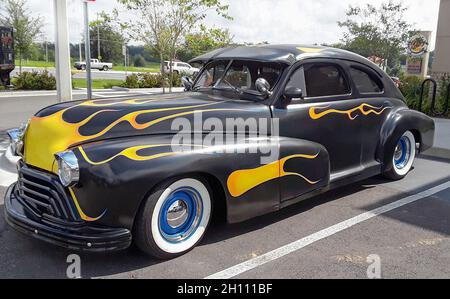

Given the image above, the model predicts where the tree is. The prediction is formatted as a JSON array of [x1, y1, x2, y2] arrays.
[[89, 12, 126, 64], [0, 0, 43, 72], [338, 0, 414, 71], [133, 54, 146, 67], [178, 25, 233, 61], [117, 0, 231, 92]]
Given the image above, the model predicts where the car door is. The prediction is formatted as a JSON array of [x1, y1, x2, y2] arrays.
[[345, 61, 389, 170], [272, 59, 363, 202]]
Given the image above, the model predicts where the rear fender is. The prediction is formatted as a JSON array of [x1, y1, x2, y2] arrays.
[[377, 108, 435, 172]]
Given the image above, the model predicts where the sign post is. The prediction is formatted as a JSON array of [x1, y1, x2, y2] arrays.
[[53, 0, 72, 102], [406, 31, 432, 79], [83, 0, 93, 100]]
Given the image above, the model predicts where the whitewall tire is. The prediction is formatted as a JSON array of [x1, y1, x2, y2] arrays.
[[384, 131, 416, 180], [134, 177, 212, 259]]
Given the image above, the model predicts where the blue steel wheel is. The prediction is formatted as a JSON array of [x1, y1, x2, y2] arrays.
[[158, 187, 203, 243], [134, 178, 212, 259], [394, 136, 410, 170], [385, 131, 416, 180]]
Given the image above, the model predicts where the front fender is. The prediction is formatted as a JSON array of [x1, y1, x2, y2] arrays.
[[377, 108, 434, 172], [70, 134, 330, 228]]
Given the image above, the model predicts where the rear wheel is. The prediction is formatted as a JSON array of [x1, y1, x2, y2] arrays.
[[383, 131, 416, 180], [134, 177, 212, 259], [103, 65, 109, 71], [81, 65, 86, 70]]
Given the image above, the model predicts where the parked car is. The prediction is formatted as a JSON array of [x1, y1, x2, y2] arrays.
[[5, 45, 434, 259], [163, 60, 199, 76], [74, 59, 113, 71]]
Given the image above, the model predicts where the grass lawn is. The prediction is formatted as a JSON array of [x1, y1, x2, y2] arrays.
[[113, 62, 160, 73], [72, 78, 123, 89], [16, 60, 161, 73], [15, 60, 55, 68]]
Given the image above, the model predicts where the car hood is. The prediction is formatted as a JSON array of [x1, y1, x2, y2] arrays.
[[23, 92, 271, 172]]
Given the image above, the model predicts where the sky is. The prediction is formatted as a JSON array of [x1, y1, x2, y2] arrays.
[[27, 0, 441, 50]]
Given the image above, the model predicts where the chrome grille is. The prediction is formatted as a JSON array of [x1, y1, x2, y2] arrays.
[[15, 161, 81, 223]]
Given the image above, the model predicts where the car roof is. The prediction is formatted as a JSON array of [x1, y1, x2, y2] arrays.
[[189, 44, 379, 68]]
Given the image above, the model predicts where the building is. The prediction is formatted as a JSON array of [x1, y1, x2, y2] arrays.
[[432, 0, 450, 80]]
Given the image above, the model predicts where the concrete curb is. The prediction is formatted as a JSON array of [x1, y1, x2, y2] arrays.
[[420, 147, 450, 161]]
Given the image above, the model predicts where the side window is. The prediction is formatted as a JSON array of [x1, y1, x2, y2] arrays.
[[304, 64, 350, 97], [286, 67, 306, 91], [194, 61, 227, 89], [350, 67, 383, 93]]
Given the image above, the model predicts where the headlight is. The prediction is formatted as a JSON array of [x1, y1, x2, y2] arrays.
[[55, 151, 79, 187], [7, 121, 28, 157]]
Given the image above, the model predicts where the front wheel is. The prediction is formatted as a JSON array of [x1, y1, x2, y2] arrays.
[[383, 131, 416, 180], [134, 177, 212, 259]]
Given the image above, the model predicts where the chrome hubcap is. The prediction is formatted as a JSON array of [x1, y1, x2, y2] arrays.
[[394, 136, 411, 170], [166, 200, 189, 228]]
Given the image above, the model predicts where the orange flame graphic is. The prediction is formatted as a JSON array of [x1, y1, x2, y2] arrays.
[[309, 103, 391, 120], [227, 152, 320, 197]]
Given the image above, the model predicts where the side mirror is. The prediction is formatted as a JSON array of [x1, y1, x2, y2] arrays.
[[284, 86, 303, 101], [255, 78, 272, 97], [181, 76, 193, 91]]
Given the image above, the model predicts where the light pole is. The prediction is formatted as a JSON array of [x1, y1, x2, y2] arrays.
[[53, 0, 72, 102], [97, 13, 101, 60], [79, 40, 82, 63], [83, 0, 93, 100]]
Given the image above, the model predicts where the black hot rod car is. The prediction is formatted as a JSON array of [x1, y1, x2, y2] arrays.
[[5, 45, 434, 259]]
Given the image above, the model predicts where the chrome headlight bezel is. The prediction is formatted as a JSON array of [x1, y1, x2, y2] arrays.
[[55, 151, 80, 187], [7, 120, 30, 157]]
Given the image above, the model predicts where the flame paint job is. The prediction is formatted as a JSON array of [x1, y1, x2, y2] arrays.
[[68, 187, 106, 222], [309, 103, 391, 120], [24, 97, 242, 172], [227, 152, 320, 197], [79, 144, 205, 165]]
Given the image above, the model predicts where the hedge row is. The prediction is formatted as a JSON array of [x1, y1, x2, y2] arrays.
[[10, 71, 182, 90]]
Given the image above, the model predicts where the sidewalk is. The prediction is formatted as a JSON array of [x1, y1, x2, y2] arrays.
[[422, 118, 450, 160]]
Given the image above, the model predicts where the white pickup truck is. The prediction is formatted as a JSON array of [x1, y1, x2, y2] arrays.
[[74, 59, 113, 71]]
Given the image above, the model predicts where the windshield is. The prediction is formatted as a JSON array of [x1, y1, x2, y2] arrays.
[[193, 60, 284, 95]]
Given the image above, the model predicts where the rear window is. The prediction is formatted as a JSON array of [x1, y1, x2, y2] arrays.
[[304, 64, 350, 97], [350, 67, 383, 93]]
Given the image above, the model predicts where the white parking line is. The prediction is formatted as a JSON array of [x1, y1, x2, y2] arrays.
[[205, 181, 450, 279]]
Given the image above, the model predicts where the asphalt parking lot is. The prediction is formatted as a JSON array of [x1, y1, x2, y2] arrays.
[[0, 155, 449, 279]]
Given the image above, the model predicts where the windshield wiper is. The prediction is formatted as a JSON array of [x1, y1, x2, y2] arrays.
[[215, 79, 259, 97]]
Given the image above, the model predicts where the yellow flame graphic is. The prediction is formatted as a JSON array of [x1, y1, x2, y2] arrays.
[[309, 103, 391, 120], [24, 98, 240, 172], [227, 153, 320, 197], [78, 144, 205, 165], [68, 187, 106, 222]]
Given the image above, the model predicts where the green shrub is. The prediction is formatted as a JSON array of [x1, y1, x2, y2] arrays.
[[122, 74, 141, 88], [435, 73, 450, 117], [121, 72, 181, 89], [133, 55, 146, 67], [12, 71, 56, 90], [399, 74, 424, 111], [399, 73, 450, 117]]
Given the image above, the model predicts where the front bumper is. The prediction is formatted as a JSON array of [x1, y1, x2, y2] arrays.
[[4, 183, 132, 252]]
